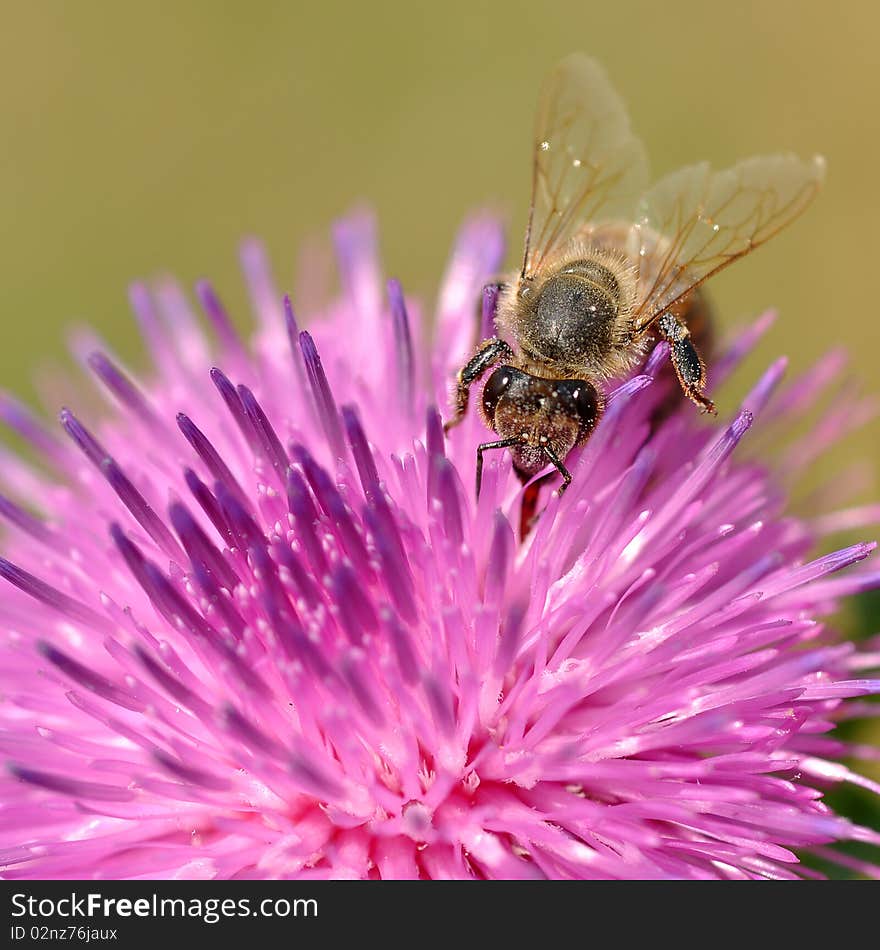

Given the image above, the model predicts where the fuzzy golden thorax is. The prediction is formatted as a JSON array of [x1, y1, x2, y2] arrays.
[[494, 242, 644, 382]]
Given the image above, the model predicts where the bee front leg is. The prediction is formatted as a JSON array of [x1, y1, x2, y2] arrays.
[[444, 337, 513, 434], [657, 313, 717, 415]]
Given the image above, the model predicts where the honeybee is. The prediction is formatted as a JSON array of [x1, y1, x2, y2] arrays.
[[444, 53, 825, 499]]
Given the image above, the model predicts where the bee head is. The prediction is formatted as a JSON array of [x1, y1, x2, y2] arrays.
[[481, 366, 603, 477]]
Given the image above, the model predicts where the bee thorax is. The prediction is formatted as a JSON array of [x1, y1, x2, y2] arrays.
[[496, 252, 638, 381]]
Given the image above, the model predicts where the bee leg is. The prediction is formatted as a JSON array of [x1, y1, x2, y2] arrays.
[[543, 445, 573, 496], [444, 337, 513, 434], [476, 436, 525, 499], [657, 313, 717, 415]]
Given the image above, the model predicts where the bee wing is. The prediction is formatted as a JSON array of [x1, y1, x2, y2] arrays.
[[522, 54, 649, 277], [631, 153, 826, 333]]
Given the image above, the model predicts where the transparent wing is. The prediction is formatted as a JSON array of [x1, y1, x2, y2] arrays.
[[631, 153, 826, 332], [522, 53, 649, 277]]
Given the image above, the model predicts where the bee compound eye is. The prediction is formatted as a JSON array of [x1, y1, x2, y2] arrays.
[[482, 367, 513, 419], [566, 381, 601, 435]]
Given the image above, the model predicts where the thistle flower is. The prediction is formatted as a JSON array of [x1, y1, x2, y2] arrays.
[[1, 210, 879, 880]]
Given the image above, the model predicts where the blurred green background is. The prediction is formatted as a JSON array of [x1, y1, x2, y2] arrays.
[[1, 1, 878, 422], [0, 0, 878, 871]]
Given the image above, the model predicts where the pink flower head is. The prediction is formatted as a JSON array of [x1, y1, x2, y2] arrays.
[[1, 210, 879, 880]]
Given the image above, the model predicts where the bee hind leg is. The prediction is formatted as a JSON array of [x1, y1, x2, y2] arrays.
[[657, 313, 716, 415]]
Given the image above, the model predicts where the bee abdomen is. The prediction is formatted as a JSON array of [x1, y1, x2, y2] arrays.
[[560, 258, 623, 300]]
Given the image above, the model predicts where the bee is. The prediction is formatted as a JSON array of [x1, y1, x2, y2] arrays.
[[444, 53, 825, 501]]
